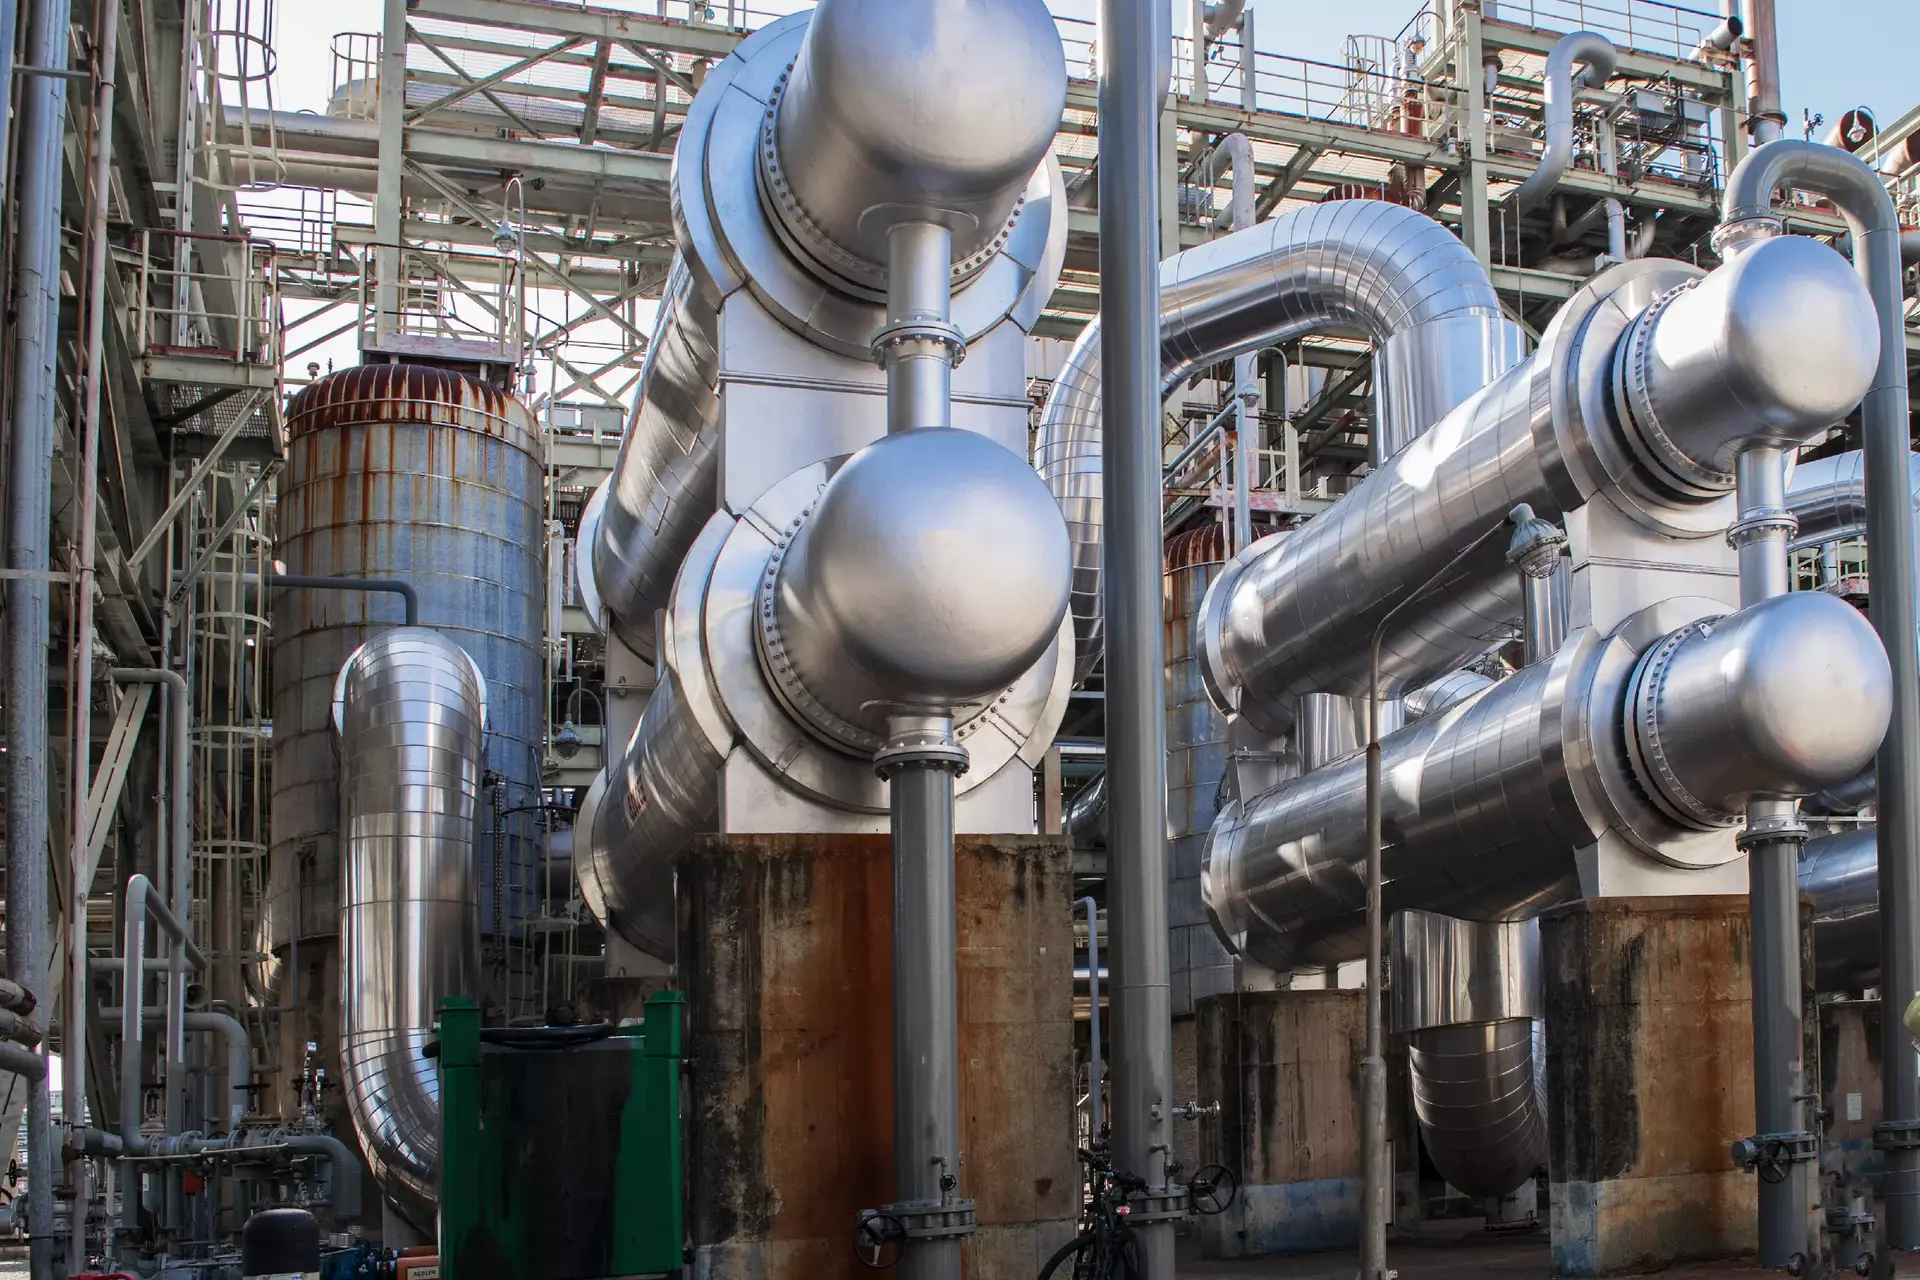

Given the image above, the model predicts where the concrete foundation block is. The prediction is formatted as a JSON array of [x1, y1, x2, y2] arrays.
[[1195, 989, 1366, 1258], [678, 833, 1079, 1280], [1541, 895, 1757, 1275]]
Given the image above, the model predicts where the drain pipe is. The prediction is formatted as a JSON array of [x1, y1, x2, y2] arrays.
[[7, 2, 73, 1272], [1510, 31, 1616, 215], [1102, 0, 1181, 1275], [1721, 139, 1919, 1248], [1725, 444, 1818, 1268], [1079, 896, 1104, 1138], [873, 214, 976, 1280]]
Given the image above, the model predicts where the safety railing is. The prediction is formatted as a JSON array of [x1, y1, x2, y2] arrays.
[[136, 229, 283, 368], [356, 244, 526, 367], [1476, 0, 1723, 63]]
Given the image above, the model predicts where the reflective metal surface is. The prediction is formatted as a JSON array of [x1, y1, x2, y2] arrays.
[[1401, 669, 1497, 722], [1407, 1018, 1548, 1200], [1802, 828, 1882, 992], [335, 629, 486, 1226], [270, 365, 543, 987], [591, 259, 721, 661], [1036, 201, 1521, 682], [1510, 32, 1616, 214], [1388, 911, 1541, 1035], [768, 428, 1071, 748], [1627, 591, 1891, 825], [1785, 448, 1920, 553], [1200, 245, 1875, 735], [765, 0, 1065, 291], [1616, 234, 1878, 491]]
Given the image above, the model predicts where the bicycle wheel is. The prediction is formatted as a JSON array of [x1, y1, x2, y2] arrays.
[[1037, 1232, 1091, 1280]]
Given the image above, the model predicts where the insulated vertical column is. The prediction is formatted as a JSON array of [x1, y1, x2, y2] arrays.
[[1100, 0, 1180, 1274]]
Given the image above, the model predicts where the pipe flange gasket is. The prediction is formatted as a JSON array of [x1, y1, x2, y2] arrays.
[[1875, 1119, 1920, 1152], [874, 740, 971, 780], [755, 65, 1020, 301], [1726, 506, 1800, 551], [871, 318, 968, 368], [1614, 281, 1738, 497], [880, 1198, 978, 1241], [1625, 622, 1743, 832], [753, 507, 889, 756], [1735, 809, 1809, 850], [1126, 1186, 1192, 1224]]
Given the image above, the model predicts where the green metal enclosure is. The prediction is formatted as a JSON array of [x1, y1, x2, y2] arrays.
[[437, 992, 685, 1279]]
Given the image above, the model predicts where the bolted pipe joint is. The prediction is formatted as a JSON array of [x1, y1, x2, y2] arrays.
[[1507, 505, 1570, 667], [1613, 234, 1879, 500], [1625, 591, 1892, 829]]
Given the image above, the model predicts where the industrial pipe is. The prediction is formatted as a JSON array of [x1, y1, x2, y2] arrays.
[[1101, 0, 1179, 1273], [97, 1006, 251, 1133], [1738, 0, 1785, 145], [112, 668, 194, 1156], [118, 874, 209, 1167], [1509, 32, 1617, 216], [265, 573, 418, 627], [1079, 897, 1104, 1138], [1036, 199, 1524, 682], [64, 12, 119, 1260], [1722, 139, 1920, 1244], [7, 1, 73, 1270], [336, 629, 485, 1226], [0, 1044, 46, 1083], [1205, 592, 1891, 972], [1506, 505, 1570, 666], [277, 1132, 364, 1225], [1200, 234, 1878, 736]]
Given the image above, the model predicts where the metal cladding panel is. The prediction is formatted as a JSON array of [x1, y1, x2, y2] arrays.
[[269, 364, 544, 971], [1408, 1017, 1548, 1200]]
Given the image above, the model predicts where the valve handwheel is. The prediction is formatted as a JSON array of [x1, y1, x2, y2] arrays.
[[854, 1212, 907, 1269], [1187, 1164, 1238, 1216]]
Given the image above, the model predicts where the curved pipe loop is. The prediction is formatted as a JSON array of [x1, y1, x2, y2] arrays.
[[1509, 32, 1617, 216], [1035, 200, 1517, 682], [335, 628, 486, 1227]]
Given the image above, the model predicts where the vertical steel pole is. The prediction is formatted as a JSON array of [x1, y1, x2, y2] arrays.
[[1079, 896, 1103, 1140], [1100, 0, 1176, 1273], [1731, 444, 1815, 1268], [878, 717, 969, 1280], [7, 1, 72, 1274], [64, 3, 121, 1265], [0, 0, 17, 212]]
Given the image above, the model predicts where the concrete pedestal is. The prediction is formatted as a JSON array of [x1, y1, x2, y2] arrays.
[[1195, 989, 1366, 1257], [678, 833, 1079, 1280], [1541, 895, 1757, 1275]]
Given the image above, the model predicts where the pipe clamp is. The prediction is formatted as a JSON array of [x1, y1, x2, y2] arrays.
[[874, 1198, 977, 1241], [1873, 1119, 1920, 1151], [1125, 1185, 1192, 1223]]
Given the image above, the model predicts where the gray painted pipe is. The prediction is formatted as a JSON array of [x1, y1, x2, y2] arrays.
[[279, 1132, 364, 1224], [0, 1044, 45, 1082], [1724, 138, 1920, 1246], [1098, 1, 1176, 1274], [7, 4, 73, 1271], [1510, 32, 1617, 215], [118, 875, 208, 1163], [265, 573, 419, 626], [98, 1006, 252, 1132]]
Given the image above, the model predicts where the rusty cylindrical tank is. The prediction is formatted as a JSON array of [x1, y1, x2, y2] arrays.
[[263, 365, 544, 1008]]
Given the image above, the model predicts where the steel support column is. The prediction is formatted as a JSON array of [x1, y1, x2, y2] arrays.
[[5, 1, 71, 1272], [1099, 0, 1177, 1275]]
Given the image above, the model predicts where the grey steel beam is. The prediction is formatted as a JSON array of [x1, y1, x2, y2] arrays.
[[414, 0, 743, 57], [1099, 2, 1177, 1278]]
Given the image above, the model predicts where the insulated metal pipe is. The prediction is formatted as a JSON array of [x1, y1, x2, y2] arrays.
[[336, 629, 485, 1228], [879, 717, 969, 1280], [64, 11, 119, 1256], [1202, 234, 1876, 735], [1731, 444, 1814, 1268], [1099, 1, 1177, 1273], [1738, 0, 1785, 145], [1036, 201, 1521, 683], [1506, 505, 1569, 666], [6, 3, 71, 1270], [1509, 31, 1617, 215], [1722, 141, 1920, 1241]]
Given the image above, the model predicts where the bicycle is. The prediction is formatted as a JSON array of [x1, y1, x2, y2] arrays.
[[1035, 1135, 1238, 1280]]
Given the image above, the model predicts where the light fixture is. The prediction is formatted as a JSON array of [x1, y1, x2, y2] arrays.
[[492, 220, 519, 255], [552, 718, 583, 760]]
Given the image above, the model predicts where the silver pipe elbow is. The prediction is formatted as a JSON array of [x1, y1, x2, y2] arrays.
[[1626, 591, 1892, 828]]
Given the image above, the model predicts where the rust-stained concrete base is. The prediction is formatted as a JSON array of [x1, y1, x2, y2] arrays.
[[678, 833, 1079, 1280], [1195, 990, 1366, 1259], [1541, 895, 1757, 1276]]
